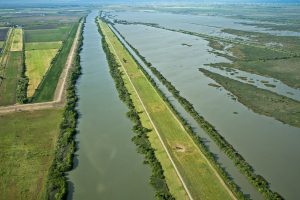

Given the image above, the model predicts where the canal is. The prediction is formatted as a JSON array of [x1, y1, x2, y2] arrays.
[[67, 11, 154, 200]]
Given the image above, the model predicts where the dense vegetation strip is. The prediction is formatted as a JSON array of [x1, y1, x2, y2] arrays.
[[200, 68, 300, 128], [111, 25, 283, 199], [31, 21, 80, 103], [97, 18, 174, 200], [16, 31, 28, 104], [100, 19, 238, 200], [45, 18, 84, 200]]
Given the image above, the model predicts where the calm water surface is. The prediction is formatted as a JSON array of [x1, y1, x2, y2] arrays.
[[114, 22, 300, 199], [67, 11, 154, 200]]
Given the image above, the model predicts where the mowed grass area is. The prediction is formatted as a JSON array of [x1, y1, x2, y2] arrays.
[[100, 21, 234, 200], [0, 52, 22, 105], [25, 48, 59, 97], [25, 26, 71, 42], [10, 28, 23, 52], [200, 68, 300, 128], [25, 41, 62, 51], [0, 109, 63, 200]]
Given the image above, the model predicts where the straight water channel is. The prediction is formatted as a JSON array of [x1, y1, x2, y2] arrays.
[[67, 11, 154, 200]]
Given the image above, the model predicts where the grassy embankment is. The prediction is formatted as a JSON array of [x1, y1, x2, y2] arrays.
[[45, 19, 84, 200], [30, 22, 80, 103], [200, 68, 300, 128], [99, 19, 236, 200], [0, 28, 24, 105], [0, 109, 63, 200]]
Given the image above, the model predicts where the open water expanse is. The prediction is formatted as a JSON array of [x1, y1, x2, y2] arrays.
[[112, 12, 300, 199]]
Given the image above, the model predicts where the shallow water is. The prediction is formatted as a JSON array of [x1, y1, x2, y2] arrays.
[[201, 65, 300, 101], [114, 22, 300, 199], [109, 11, 300, 37], [110, 24, 264, 200], [67, 11, 154, 200]]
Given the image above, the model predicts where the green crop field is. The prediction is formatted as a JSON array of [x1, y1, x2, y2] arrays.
[[0, 41, 4, 48], [25, 26, 71, 42], [100, 20, 235, 200], [25, 41, 62, 51], [31, 22, 80, 102], [0, 109, 63, 200], [25, 49, 59, 97], [0, 51, 22, 106]]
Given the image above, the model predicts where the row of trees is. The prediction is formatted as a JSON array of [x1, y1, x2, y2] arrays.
[[16, 51, 28, 103], [97, 18, 175, 200], [16, 32, 28, 103], [114, 27, 284, 200], [46, 18, 85, 200]]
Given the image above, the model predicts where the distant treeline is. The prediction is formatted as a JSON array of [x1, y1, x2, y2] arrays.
[[45, 17, 85, 200], [112, 25, 284, 200], [97, 18, 175, 200]]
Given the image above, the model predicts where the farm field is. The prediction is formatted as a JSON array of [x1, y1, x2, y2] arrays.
[[25, 48, 59, 97], [25, 41, 62, 51], [0, 28, 23, 106], [0, 108, 63, 200], [25, 26, 71, 43], [10, 28, 23, 52], [99, 20, 235, 200], [0, 52, 23, 105], [31, 22, 80, 102]]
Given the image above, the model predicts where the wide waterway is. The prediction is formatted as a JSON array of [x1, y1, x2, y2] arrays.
[[67, 11, 154, 200], [113, 21, 300, 199]]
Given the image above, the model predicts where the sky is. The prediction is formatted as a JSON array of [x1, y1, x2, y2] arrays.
[[1, 0, 299, 5]]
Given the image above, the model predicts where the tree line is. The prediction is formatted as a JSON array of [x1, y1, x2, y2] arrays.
[[45, 18, 85, 200]]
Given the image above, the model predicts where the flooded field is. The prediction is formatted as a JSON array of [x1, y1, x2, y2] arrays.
[[113, 17, 300, 199], [67, 11, 154, 200]]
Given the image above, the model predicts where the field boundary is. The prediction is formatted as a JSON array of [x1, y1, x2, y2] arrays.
[[0, 21, 83, 114]]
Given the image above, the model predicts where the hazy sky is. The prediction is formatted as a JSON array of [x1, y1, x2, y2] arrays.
[[1, 0, 300, 4]]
